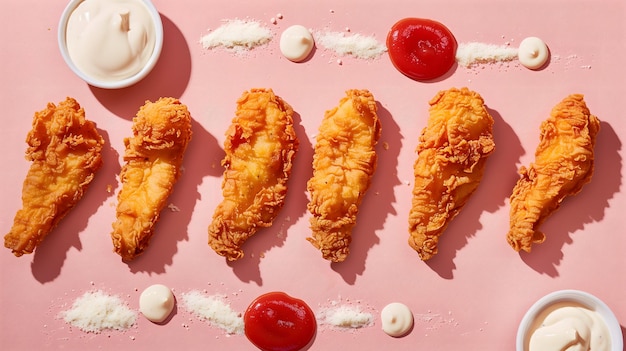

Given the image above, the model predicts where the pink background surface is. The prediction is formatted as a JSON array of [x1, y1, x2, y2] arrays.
[[1, 0, 625, 350]]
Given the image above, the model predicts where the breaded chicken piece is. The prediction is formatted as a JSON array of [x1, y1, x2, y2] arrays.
[[4, 97, 104, 256], [408, 88, 495, 261], [306, 89, 381, 262], [111, 98, 192, 261], [507, 94, 599, 252], [209, 89, 298, 261]]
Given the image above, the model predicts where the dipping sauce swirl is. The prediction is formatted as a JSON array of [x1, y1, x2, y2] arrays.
[[244, 292, 316, 351], [139, 284, 175, 323], [386, 18, 457, 81], [518, 36, 549, 70], [381, 302, 413, 337], [65, 0, 156, 82], [280, 25, 315, 62], [527, 302, 611, 351]]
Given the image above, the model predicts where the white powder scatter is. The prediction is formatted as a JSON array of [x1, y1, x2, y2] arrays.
[[200, 19, 272, 52], [60, 290, 137, 333], [181, 290, 244, 334], [314, 31, 387, 59], [413, 312, 459, 330], [317, 304, 374, 329], [549, 54, 589, 71], [455, 42, 519, 67]]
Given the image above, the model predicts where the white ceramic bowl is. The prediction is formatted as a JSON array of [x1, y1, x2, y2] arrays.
[[58, 0, 163, 89], [516, 290, 623, 351]]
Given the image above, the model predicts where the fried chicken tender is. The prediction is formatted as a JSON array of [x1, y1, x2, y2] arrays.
[[408, 88, 495, 261], [507, 94, 600, 252], [4, 97, 104, 256], [306, 89, 381, 262], [111, 98, 192, 261], [208, 89, 299, 261]]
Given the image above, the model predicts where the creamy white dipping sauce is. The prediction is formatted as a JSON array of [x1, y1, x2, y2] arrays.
[[381, 302, 413, 337], [518, 37, 549, 70], [139, 284, 175, 323], [528, 302, 611, 351], [65, 0, 156, 82], [280, 25, 314, 62]]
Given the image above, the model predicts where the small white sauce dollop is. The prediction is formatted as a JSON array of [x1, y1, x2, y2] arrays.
[[139, 284, 175, 323], [381, 302, 413, 337], [528, 303, 611, 351], [280, 25, 315, 62], [518, 37, 549, 70], [65, 0, 156, 82]]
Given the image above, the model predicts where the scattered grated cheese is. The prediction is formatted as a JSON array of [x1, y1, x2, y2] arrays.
[[455, 42, 519, 67], [317, 304, 374, 329], [314, 31, 387, 59], [59, 290, 136, 333], [181, 290, 244, 334], [200, 19, 272, 52]]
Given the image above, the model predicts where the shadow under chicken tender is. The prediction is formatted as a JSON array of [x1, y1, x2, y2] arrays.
[[507, 94, 600, 252], [408, 87, 495, 261], [111, 97, 192, 261], [208, 89, 299, 261], [4, 97, 104, 256], [307, 89, 381, 263]]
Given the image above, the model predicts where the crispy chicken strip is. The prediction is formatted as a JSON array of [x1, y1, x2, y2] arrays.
[[4, 97, 104, 256], [111, 97, 192, 261], [507, 94, 599, 252], [208, 89, 299, 261], [408, 88, 495, 261], [306, 89, 381, 262]]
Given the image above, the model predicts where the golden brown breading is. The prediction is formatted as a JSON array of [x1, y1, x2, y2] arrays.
[[306, 89, 381, 262], [111, 97, 192, 261], [208, 89, 298, 261], [507, 94, 599, 252], [408, 87, 495, 261], [4, 97, 104, 256]]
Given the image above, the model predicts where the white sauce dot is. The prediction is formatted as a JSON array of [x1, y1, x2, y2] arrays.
[[280, 25, 314, 62], [139, 284, 175, 323], [381, 302, 413, 337], [518, 37, 549, 70]]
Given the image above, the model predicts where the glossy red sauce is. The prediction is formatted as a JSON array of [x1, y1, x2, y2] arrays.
[[386, 18, 458, 81], [244, 292, 316, 351]]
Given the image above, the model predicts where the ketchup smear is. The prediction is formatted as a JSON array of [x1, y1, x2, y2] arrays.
[[244, 292, 316, 351], [387, 18, 458, 81]]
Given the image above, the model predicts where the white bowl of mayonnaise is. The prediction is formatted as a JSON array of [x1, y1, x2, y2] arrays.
[[516, 290, 623, 351], [58, 0, 163, 89]]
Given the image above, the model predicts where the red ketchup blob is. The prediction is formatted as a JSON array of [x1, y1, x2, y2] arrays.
[[386, 18, 458, 81], [244, 292, 316, 351]]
